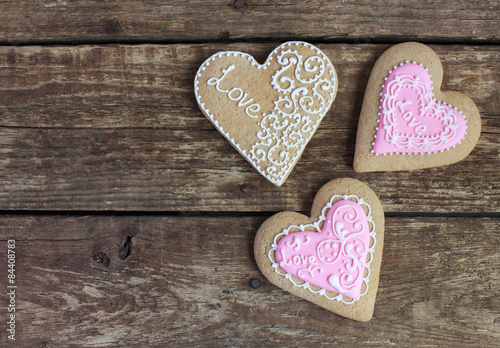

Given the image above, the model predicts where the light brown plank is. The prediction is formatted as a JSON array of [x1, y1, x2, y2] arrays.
[[0, 44, 498, 212], [0, 1, 499, 43], [0, 215, 498, 346]]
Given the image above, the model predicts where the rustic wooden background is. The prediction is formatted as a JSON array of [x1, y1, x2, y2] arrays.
[[0, 1, 499, 347]]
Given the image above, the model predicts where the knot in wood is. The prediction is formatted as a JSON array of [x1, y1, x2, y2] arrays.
[[118, 236, 133, 260], [239, 183, 255, 195], [92, 251, 110, 267], [104, 19, 121, 34]]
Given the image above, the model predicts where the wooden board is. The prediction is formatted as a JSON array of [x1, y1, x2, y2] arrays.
[[0, 1, 499, 43], [0, 2, 498, 346], [0, 215, 498, 346], [0, 44, 498, 212]]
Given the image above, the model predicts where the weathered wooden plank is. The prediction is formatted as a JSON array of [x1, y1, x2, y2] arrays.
[[0, 215, 498, 346], [0, 44, 498, 212], [0, 127, 498, 213], [0, 44, 498, 129], [0, 1, 499, 43]]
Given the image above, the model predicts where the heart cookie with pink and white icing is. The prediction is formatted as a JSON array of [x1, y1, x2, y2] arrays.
[[354, 42, 481, 172], [254, 178, 384, 321]]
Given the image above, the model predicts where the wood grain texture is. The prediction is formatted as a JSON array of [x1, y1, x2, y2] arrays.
[[0, 44, 498, 212], [0, 1, 499, 43], [0, 2, 497, 348], [0, 215, 498, 347]]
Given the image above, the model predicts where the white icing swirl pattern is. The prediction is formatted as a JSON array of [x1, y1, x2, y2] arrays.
[[251, 46, 335, 180], [381, 70, 458, 149], [371, 61, 468, 156], [267, 195, 376, 304], [194, 42, 336, 186]]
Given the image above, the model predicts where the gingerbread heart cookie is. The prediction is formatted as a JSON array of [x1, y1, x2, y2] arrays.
[[354, 42, 481, 172], [195, 42, 337, 186], [254, 178, 384, 321]]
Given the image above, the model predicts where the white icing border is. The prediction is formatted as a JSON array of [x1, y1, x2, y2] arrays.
[[371, 61, 468, 156], [267, 194, 376, 304], [194, 41, 336, 186]]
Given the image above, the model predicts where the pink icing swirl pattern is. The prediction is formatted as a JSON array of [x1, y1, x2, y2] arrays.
[[269, 196, 375, 302], [372, 62, 467, 155]]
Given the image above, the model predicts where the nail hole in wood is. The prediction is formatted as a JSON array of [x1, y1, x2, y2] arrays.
[[233, 0, 248, 10], [248, 278, 261, 289]]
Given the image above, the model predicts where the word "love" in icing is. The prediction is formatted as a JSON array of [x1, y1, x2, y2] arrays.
[[207, 65, 261, 118], [397, 99, 427, 135], [279, 250, 319, 266]]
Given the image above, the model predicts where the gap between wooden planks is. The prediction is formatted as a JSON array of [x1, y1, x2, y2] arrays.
[[0, 215, 498, 346], [0, 44, 498, 212]]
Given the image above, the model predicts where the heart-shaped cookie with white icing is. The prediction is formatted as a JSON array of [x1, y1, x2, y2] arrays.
[[195, 42, 337, 186], [353, 42, 481, 172], [254, 178, 384, 321]]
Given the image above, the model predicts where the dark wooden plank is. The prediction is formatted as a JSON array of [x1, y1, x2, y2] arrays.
[[0, 1, 499, 43], [0, 215, 498, 346], [0, 44, 498, 212]]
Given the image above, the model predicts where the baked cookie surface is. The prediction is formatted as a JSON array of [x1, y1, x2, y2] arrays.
[[195, 42, 337, 186]]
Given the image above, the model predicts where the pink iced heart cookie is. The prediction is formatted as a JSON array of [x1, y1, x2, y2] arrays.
[[274, 199, 372, 300], [254, 178, 384, 322], [354, 42, 481, 172], [373, 62, 467, 155]]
